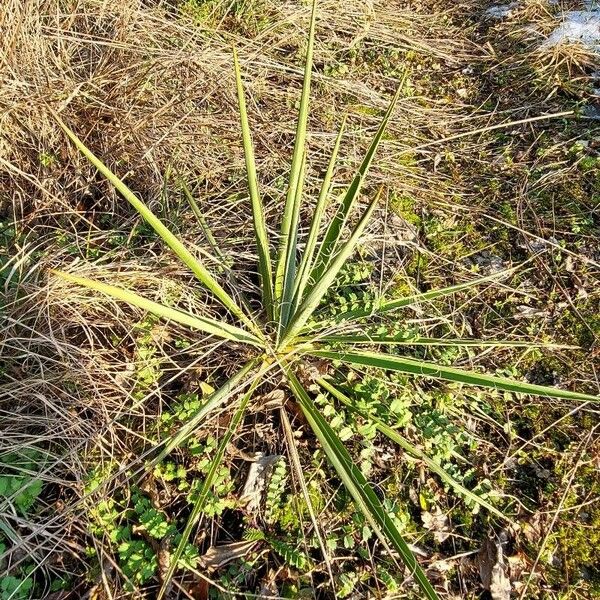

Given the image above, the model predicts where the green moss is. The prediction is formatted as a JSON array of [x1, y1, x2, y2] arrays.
[[499, 200, 517, 224], [547, 464, 600, 589], [554, 299, 600, 349], [391, 194, 421, 227], [421, 212, 488, 260]]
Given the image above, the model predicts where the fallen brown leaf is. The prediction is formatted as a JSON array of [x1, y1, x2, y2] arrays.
[[477, 536, 511, 600], [199, 540, 257, 572], [421, 507, 451, 543]]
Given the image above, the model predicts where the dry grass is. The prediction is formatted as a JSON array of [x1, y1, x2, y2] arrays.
[[1, 0, 599, 598], [0, 0, 473, 220]]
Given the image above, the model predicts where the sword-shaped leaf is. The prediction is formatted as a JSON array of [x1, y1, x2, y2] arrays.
[[317, 377, 507, 520], [292, 116, 347, 311], [279, 189, 381, 348], [313, 333, 574, 349], [277, 152, 307, 332], [310, 349, 599, 402], [275, 0, 318, 322], [52, 271, 262, 347], [234, 50, 275, 321], [52, 112, 256, 333], [305, 85, 402, 290], [181, 179, 256, 318], [285, 369, 439, 600]]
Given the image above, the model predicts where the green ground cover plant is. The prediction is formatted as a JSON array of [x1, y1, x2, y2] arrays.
[[0, 450, 50, 600]]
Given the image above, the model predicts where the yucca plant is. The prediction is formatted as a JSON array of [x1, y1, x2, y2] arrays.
[[50, 2, 597, 597]]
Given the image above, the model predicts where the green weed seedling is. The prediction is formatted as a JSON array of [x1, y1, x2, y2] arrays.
[[0, 450, 46, 600], [0, 576, 33, 600], [84, 466, 204, 591], [51, 0, 598, 596]]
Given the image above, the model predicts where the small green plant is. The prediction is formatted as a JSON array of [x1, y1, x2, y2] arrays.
[[0, 450, 46, 600], [50, 1, 598, 596], [186, 436, 237, 517], [117, 537, 157, 588], [132, 316, 163, 393], [38, 151, 56, 168], [0, 476, 42, 518], [84, 468, 204, 591], [264, 457, 288, 525], [0, 451, 44, 516], [243, 528, 311, 571], [0, 576, 33, 600]]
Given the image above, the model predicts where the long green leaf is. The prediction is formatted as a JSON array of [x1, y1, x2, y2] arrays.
[[310, 349, 599, 402], [278, 151, 307, 332], [313, 333, 575, 348], [302, 267, 518, 333], [285, 369, 438, 600], [157, 369, 264, 600], [279, 189, 382, 348], [52, 270, 262, 347], [317, 377, 507, 520], [369, 267, 518, 317], [292, 116, 347, 311], [275, 0, 318, 312], [306, 84, 402, 290], [234, 50, 275, 321], [52, 112, 256, 333]]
